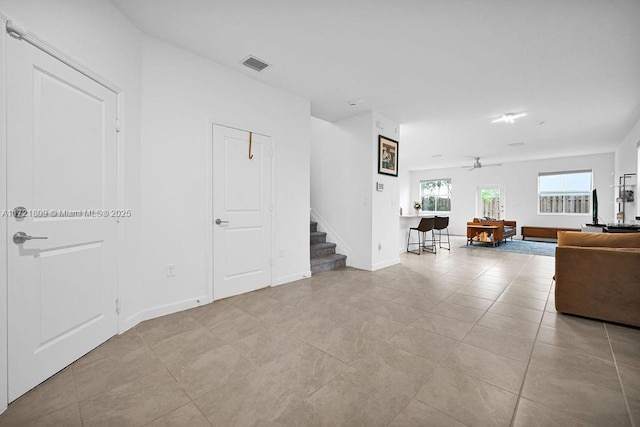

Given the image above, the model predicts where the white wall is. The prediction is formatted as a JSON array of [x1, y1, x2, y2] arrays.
[[0, 0, 143, 412], [614, 116, 640, 220], [134, 36, 311, 326], [407, 153, 615, 239], [0, 1, 312, 410], [398, 166, 411, 215], [311, 113, 373, 269], [311, 112, 400, 271], [371, 113, 401, 269]]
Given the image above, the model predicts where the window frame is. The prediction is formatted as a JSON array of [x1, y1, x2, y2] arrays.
[[419, 178, 452, 213], [537, 170, 592, 216]]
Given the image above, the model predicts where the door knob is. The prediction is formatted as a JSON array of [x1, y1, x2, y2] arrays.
[[215, 219, 229, 225], [13, 231, 48, 244]]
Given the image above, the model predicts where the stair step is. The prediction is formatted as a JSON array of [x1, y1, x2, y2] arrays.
[[310, 221, 318, 233], [310, 231, 327, 245], [311, 254, 347, 274], [310, 242, 337, 258]]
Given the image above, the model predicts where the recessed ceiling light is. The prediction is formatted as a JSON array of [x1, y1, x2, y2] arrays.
[[492, 112, 527, 124], [537, 121, 546, 126], [432, 154, 443, 158], [508, 142, 525, 147], [347, 99, 364, 106]]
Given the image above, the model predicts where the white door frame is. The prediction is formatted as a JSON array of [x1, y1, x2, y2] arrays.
[[0, 17, 125, 411], [1, 18, 9, 414], [205, 120, 277, 302]]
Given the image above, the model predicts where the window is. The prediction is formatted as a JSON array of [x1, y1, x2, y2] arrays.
[[420, 179, 452, 212], [538, 170, 592, 214]]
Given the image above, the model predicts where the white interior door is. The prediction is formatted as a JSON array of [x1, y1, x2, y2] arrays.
[[213, 125, 272, 300], [478, 186, 505, 219], [7, 36, 118, 401]]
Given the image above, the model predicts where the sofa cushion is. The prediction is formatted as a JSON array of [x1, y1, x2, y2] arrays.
[[557, 231, 640, 248]]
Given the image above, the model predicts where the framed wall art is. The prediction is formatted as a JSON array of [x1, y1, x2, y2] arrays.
[[378, 135, 398, 177]]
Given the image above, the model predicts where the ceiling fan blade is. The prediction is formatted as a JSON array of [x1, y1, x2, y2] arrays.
[[483, 163, 502, 167], [468, 167, 476, 171]]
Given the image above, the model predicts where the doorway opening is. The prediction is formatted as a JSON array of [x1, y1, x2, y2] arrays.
[[478, 186, 505, 219]]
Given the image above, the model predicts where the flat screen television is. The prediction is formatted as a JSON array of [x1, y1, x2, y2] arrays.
[[592, 189, 598, 225]]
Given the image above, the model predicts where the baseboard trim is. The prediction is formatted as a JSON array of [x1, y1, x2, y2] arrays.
[[121, 295, 209, 332], [273, 271, 311, 286], [120, 270, 313, 331], [371, 258, 401, 271]]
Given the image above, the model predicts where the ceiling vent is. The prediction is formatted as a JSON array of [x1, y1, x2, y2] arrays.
[[241, 55, 270, 72]]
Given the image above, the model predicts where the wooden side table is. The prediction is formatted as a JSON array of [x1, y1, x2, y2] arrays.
[[467, 225, 499, 247]]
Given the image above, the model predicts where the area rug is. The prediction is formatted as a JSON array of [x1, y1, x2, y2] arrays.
[[462, 239, 557, 257]]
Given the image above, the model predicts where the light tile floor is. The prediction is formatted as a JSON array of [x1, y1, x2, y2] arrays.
[[1, 236, 639, 426]]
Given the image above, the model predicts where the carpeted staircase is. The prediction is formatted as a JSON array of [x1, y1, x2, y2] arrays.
[[310, 221, 347, 274]]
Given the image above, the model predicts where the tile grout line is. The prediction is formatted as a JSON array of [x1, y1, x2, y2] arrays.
[[376, 253, 502, 426], [396, 313, 480, 427], [390, 259, 530, 427], [76, 327, 188, 425], [515, 318, 635, 426], [132, 325, 211, 421], [139, 313, 254, 408], [499, 269, 630, 426], [148, 307, 301, 424], [321, 250, 547, 424], [506, 257, 554, 426], [145, 400, 211, 426], [135, 325, 191, 399], [431, 259, 546, 399], [604, 323, 635, 427], [303, 270, 448, 414], [69, 364, 85, 427]]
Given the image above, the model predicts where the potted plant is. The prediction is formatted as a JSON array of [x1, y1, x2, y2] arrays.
[[413, 201, 421, 215]]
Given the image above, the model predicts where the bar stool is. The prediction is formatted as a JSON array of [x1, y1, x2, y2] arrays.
[[407, 217, 436, 254], [434, 216, 450, 250]]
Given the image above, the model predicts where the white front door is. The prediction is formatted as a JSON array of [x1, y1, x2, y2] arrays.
[[212, 125, 272, 300], [7, 36, 118, 401], [478, 186, 505, 219]]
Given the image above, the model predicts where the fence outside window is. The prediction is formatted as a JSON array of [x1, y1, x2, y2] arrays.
[[538, 171, 592, 214], [420, 179, 452, 212]]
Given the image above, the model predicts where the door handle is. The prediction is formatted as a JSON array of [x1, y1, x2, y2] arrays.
[[13, 231, 48, 244], [215, 219, 229, 225]]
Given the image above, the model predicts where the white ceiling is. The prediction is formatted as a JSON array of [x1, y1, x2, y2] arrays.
[[112, 0, 640, 170]]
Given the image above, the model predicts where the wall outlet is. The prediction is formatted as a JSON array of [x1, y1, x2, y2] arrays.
[[166, 264, 176, 277], [279, 249, 285, 258]]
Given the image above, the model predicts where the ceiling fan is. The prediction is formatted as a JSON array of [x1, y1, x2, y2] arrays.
[[462, 157, 502, 171]]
